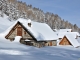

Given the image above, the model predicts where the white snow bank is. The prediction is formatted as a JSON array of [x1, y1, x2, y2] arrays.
[[13, 36, 22, 42], [0, 49, 24, 55], [25, 39, 31, 41]]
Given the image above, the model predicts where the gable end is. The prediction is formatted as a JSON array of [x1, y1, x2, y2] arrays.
[[5, 21, 37, 41], [59, 36, 72, 45]]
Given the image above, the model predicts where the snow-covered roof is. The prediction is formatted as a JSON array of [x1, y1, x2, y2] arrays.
[[65, 34, 80, 48], [5, 18, 58, 41], [60, 29, 72, 32], [77, 37, 80, 43], [54, 29, 73, 39], [54, 29, 72, 32], [67, 32, 80, 38], [58, 32, 80, 39], [58, 32, 67, 38]]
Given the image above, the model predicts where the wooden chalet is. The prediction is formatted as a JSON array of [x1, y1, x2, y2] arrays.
[[5, 18, 58, 47], [59, 36, 72, 45], [59, 33, 80, 48], [5, 21, 37, 41]]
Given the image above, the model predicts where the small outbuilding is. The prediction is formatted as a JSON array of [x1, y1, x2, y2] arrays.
[[59, 33, 80, 48]]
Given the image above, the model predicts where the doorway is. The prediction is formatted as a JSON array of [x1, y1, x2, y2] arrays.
[[17, 27, 22, 36]]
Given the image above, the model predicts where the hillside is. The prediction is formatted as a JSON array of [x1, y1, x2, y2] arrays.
[[0, 14, 14, 33], [0, 0, 80, 33], [0, 32, 80, 60], [0, 0, 80, 60], [0, 10, 80, 60]]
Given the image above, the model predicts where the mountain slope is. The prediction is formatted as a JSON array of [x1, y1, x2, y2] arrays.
[[0, 0, 80, 32], [0, 34, 80, 60], [0, 14, 14, 33], [0, 15, 80, 60]]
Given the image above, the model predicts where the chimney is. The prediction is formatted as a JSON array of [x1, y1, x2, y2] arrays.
[[28, 19, 31, 27]]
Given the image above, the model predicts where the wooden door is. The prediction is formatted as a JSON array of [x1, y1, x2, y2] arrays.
[[17, 27, 22, 36], [50, 41, 52, 46]]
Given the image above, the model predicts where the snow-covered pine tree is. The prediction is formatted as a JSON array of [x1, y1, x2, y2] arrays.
[[0, 0, 79, 33]]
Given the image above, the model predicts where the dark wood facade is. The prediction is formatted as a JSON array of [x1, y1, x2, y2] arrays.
[[59, 36, 72, 45]]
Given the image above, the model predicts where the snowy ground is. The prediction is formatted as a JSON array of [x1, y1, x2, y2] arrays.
[[0, 35, 80, 60], [0, 15, 80, 60]]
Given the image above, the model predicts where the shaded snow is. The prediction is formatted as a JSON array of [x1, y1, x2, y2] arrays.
[[0, 49, 24, 55], [77, 38, 80, 43], [0, 37, 80, 60]]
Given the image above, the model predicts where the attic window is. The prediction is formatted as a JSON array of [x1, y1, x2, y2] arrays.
[[28, 23, 31, 27], [28, 19, 31, 27]]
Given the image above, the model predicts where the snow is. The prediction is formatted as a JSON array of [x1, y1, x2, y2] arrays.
[[0, 14, 15, 33], [77, 37, 80, 43], [0, 15, 80, 60], [25, 39, 31, 41], [13, 36, 22, 42], [0, 49, 24, 55], [66, 32, 80, 38], [0, 36, 80, 60], [54, 29, 72, 32], [58, 32, 80, 39], [58, 32, 67, 38], [28, 19, 31, 23]]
